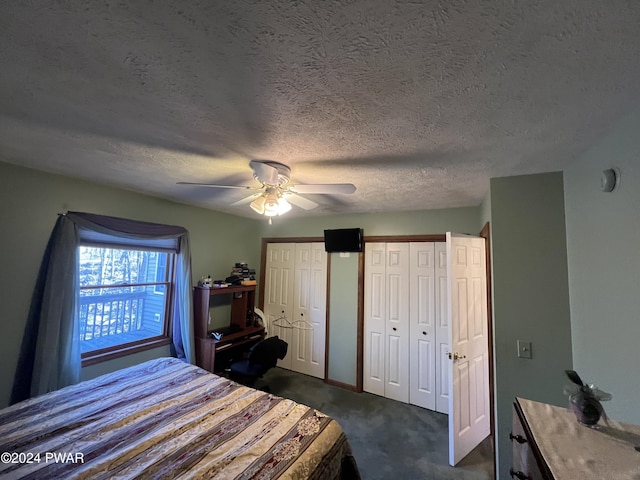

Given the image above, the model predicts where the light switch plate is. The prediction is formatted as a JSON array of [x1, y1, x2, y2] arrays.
[[517, 340, 532, 359]]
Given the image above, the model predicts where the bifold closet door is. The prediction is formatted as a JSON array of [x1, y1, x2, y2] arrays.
[[363, 243, 386, 397], [264, 242, 327, 377], [408, 242, 449, 412], [363, 242, 410, 403], [290, 243, 327, 379], [384, 243, 410, 403], [365, 241, 449, 413], [409, 242, 436, 410], [264, 243, 295, 369]]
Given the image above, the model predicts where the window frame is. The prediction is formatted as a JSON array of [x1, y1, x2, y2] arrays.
[[79, 242, 176, 367]]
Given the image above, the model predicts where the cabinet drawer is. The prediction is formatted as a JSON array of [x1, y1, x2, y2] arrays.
[[511, 403, 546, 480]]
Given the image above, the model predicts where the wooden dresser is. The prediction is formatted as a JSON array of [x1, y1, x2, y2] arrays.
[[511, 397, 640, 480]]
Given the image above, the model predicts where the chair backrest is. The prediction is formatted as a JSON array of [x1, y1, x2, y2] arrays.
[[248, 336, 288, 370]]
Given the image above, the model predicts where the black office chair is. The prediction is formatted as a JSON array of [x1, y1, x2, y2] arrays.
[[229, 336, 288, 391]]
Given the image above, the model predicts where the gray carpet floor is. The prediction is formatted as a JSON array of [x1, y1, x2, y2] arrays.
[[263, 367, 494, 480]]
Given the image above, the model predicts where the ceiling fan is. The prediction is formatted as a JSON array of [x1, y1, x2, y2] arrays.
[[177, 160, 356, 220]]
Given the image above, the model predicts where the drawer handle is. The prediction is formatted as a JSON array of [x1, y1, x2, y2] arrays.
[[509, 468, 531, 480], [509, 432, 527, 444]]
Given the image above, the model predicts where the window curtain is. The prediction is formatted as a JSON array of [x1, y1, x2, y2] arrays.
[[11, 212, 194, 404]]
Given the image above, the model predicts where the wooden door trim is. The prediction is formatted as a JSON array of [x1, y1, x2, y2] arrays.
[[356, 250, 364, 392], [479, 222, 496, 479], [365, 234, 446, 243], [260, 237, 327, 381], [324, 252, 331, 384]]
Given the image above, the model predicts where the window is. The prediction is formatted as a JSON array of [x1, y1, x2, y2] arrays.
[[78, 246, 174, 363], [14, 212, 192, 402]]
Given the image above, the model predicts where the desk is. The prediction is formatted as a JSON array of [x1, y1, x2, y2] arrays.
[[193, 285, 265, 373], [195, 325, 265, 373]]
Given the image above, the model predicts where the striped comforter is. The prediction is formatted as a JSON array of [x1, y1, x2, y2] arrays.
[[0, 358, 359, 479]]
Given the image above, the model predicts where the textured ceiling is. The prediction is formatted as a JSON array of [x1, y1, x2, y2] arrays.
[[1, 1, 639, 218]]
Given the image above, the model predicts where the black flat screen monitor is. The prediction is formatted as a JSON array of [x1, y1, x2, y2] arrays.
[[323, 228, 363, 252]]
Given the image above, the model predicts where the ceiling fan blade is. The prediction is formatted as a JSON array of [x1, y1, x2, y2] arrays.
[[231, 193, 262, 206], [289, 183, 356, 194], [284, 193, 318, 210], [176, 182, 257, 190], [250, 160, 280, 185]]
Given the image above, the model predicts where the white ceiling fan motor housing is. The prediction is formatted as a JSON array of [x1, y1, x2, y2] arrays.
[[253, 161, 291, 186]]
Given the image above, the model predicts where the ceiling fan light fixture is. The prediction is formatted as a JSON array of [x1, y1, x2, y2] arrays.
[[252, 191, 291, 218], [263, 192, 280, 216], [264, 194, 292, 216], [250, 196, 266, 215]]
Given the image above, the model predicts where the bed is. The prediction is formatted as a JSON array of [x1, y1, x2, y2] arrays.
[[0, 357, 360, 479]]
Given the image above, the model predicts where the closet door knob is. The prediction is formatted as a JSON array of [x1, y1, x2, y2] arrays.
[[422, 331, 427, 335], [392, 327, 397, 331]]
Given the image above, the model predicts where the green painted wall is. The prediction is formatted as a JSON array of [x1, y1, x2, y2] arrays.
[[564, 109, 640, 425], [327, 252, 360, 385], [490, 172, 572, 479], [479, 192, 492, 230], [0, 161, 262, 407], [257, 207, 480, 238]]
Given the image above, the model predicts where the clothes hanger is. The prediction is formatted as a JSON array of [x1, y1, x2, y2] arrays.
[[271, 311, 314, 330]]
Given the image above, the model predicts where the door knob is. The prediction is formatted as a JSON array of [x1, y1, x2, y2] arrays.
[[447, 352, 467, 360]]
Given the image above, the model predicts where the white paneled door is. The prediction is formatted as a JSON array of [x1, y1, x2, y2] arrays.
[[363, 243, 386, 396], [264, 243, 295, 369], [264, 242, 327, 378], [291, 243, 327, 378], [446, 233, 490, 466], [409, 242, 436, 410], [366, 242, 436, 406], [383, 243, 410, 403], [435, 242, 449, 414]]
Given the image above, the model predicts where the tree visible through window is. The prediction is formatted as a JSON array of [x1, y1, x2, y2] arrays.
[[78, 246, 174, 355]]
